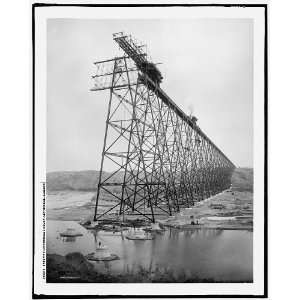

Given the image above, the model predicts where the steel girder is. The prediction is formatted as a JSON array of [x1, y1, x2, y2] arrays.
[[91, 33, 235, 222]]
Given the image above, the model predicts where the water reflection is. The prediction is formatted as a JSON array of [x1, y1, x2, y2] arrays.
[[47, 220, 253, 282]]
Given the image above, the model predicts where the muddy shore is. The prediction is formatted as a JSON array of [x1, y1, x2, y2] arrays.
[[47, 252, 251, 283]]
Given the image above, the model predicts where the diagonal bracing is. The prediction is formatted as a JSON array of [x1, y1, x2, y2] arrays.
[[91, 32, 235, 222]]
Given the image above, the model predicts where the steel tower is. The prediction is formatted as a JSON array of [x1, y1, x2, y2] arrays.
[[91, 32, 235, 222]]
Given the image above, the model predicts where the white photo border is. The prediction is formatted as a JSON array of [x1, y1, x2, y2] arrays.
[[33, 2, 267, 298]]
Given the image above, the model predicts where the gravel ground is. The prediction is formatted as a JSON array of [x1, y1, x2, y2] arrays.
[[158, 189, 253, 230]]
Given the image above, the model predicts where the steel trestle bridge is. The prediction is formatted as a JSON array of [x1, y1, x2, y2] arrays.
[[91, 32, 235, 222]]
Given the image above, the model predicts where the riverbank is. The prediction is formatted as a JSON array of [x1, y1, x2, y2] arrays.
[[159, 190, 253, 231], [46, 168, 253, 225], [46, 168, 253, 283], [47, 252, 251, 283], [47, 220, 253, 283]]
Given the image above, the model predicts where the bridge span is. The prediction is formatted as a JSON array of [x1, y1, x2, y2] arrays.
[[91, 32, 235, 222]]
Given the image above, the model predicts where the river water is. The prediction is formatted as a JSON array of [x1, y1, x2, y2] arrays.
[[47, 220, 252, 282]]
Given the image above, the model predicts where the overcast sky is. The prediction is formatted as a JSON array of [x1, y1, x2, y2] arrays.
[[47, 18, 253, 172]]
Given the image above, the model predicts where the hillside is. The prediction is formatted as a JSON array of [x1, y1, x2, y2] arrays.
[[47, 168, 253, 192], [46, 170, 123, 192], [231, 168, 253, 192]]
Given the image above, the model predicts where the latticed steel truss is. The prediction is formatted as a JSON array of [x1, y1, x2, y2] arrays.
[[91, 32, 235, 222]]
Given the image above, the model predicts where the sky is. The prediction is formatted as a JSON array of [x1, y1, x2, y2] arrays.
[[47, 18, 253, 172]]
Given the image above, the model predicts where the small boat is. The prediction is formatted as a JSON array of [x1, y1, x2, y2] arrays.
[[85, 245, 120, 261], [126, 235, 154, 240], [96, 245, 108, 250], [59, 228, 83, 237], [126, 229, 154, 240]]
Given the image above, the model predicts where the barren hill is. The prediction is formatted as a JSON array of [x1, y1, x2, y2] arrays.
[[46, 168, 253, 192], [46, 170, 122, 192], [231, 168, 253, 192]]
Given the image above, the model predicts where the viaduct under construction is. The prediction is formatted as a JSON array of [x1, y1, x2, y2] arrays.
[[91, 32, 235, 223]]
